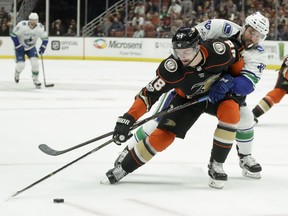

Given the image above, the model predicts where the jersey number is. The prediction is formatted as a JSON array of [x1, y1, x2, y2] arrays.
[[224, 40, 236, 58], [153, 78, 166, 91]]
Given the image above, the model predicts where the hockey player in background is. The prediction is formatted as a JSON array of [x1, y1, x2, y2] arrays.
[[104, 26, 245, 189], [110, 12, 270, 185], [10, 12, 48, 88], [253, 56, 288, 123]]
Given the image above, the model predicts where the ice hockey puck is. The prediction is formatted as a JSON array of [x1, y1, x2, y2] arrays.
[[53, 198, 64, 203]]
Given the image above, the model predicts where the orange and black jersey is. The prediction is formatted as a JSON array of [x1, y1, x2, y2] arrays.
[[127, 37, 244, 120]]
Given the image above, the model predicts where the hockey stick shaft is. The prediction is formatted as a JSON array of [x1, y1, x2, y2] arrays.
[[40, 54, 54, 87], [39, 95, 209, 156], [7, 139, 114, 200]]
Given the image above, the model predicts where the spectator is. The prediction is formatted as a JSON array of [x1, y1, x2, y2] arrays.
[[108, 16, 123, 36], [50, 19, 65, 36], [0, 22, 9, 36], [132, 25, 144, 38], [181, 0, 193, 15], [132, 13, 144, 27], [159, 4, 169, 19], [146, 0, 159, 15], [157, 16, 172, 38], [0, 7, 8, 20], [93, 25, 105, 37], [69, 19, 77, 33], [99, 17, 112, 36], [125, 10, 135, 26], [167, 0, 182, 17], [64, 25, 76, 36], [134, 1, 145, 16]]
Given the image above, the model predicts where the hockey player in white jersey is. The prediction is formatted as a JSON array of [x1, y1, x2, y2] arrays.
[[110, 12, 269, 188], [10, 12, 48, 88]]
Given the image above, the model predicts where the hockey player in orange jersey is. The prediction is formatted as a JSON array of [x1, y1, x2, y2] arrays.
[[104, 26, 245, 189], [253, 56, 288, 122]]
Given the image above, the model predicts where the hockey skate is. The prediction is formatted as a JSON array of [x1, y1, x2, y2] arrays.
[[14, 71, 20, 83], [208, 160, 227, 189], [32, 75, 41, 89], [239, 155, 262, 179], [114, 146, 129, 167], [101, 165, 127, 184]]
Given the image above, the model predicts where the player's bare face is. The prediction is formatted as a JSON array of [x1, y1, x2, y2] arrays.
[[28, 19, 37, 28], [175, 47, 198, 66], [242, 26, 265, 48]]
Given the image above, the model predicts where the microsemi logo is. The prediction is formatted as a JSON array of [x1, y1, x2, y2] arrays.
[[94, 39, 107, 49]]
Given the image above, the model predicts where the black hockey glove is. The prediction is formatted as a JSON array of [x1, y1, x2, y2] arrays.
[[113, 113, 136, 145], [209, 74, 234, 104]]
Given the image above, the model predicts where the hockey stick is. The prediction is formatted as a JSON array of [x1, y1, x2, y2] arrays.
[[7, 138, 114, 200], [39, 95, 209, 156], [40, 54, 54, 87]]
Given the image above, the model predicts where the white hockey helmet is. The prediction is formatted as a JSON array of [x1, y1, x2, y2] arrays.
[[242, 11, 269, 43], [29, 12, 39, 21]]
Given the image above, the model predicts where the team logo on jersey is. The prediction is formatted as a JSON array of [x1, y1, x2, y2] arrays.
[[198, 73, 204, 78], [223, 23, 232, 35], [163, 119, 176, 127], [164, 59, 177, 73], [212, 42, 226, 55]]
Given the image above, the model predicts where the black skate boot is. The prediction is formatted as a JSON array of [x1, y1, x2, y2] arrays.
[[114, 146, 129, 167], [101, 165, 127, 184], [208, 160, 228, 189]]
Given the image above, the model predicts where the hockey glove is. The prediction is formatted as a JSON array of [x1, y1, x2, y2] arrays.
[[209, 74, 234, 104], [113, 113, 136, 145], [39, 45, 46, 55], [281, 57, 288, 80]]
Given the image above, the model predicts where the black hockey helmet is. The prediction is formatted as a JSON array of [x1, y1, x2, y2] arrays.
[[172, 27, 200, 49]]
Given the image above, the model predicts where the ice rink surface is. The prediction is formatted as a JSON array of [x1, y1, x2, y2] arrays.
[[0, 59, 287, 216]]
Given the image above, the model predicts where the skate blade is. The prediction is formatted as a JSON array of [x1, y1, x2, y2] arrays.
[[34, 84, 41, 89], [209, 178, 225, 189], [100, 176, 111, 185], [242, 169, 261, 179]]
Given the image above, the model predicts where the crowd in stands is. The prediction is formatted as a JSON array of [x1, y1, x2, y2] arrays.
[[1, 0, 288, 40], [92, 0, 288, 41]]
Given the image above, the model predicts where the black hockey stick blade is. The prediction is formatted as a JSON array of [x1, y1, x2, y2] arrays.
[[38, 144, 63, 156], [38, 131, 114, 156], [45, 83, 54, 87]]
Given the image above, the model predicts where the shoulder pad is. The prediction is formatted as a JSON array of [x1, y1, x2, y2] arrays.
[[211, 40, 227, 55], [158, 57, 182, 82], [222, 22, 233, 36], [163, 58, 178, 73]]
